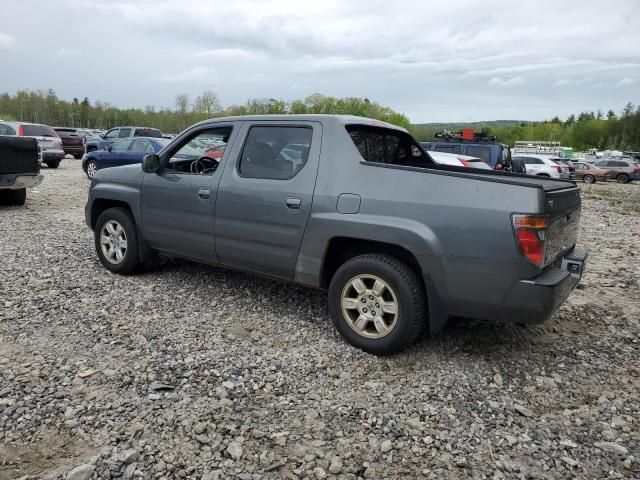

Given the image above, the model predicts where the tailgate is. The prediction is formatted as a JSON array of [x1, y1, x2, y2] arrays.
[[544, 186, 581, 265], [0, 137, 39, 175]]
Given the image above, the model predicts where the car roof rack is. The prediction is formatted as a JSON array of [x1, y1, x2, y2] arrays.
[[433, 128, 497, 143]]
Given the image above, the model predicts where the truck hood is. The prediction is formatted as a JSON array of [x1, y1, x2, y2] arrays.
[[93, 163, 143, 184]]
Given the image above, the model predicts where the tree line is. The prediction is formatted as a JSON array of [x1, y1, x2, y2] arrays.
[[0, 89, 411, 134], [413, 103, 640, 151], [0, 89, 637, 150]]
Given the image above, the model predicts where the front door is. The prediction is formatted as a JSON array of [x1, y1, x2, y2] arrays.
[[215, 121, 321, 279], [140, 124, 237, 262]]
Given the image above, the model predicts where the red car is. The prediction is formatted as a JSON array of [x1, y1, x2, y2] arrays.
[[53, 127, 86, 159]]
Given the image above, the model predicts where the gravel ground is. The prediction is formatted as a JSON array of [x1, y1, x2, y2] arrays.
[[1, 160, 639, 480]]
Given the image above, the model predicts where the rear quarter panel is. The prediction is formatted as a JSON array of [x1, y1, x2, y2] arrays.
[[297, 118, 545, 317]]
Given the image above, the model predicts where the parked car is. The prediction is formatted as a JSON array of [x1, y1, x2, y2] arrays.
[[0, 136, 43, 205], [572, 162, 609, 183], [550, 158, 576, 180], [82, 137, 169, 179], [594, 159, 640, 183], [0, 121, 65, 168], [428, 151, 492, 169], [511, 155, 570, 179], [86, 115, 586, 355], [53, 127, 86, 159], [420, 136, 512, 170], [85, 126, 163, 153]]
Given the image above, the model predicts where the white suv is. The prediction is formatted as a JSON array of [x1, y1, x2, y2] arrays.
[[512, 155, 570, 179]]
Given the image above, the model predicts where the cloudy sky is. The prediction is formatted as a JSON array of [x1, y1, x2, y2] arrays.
[[1, 0, 638, 122]]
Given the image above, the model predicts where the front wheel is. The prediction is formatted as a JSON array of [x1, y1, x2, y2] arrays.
[[94, 207, 142, 274], [616, 173, 629, 184], [583, 174, 596, 184], [86, 160, 98, 179], [328, 254, 426, 355]]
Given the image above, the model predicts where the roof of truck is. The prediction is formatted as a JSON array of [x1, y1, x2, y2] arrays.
[[193, 114, 408, 132]]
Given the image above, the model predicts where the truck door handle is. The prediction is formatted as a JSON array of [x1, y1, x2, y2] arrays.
[[198, 188, 210, 200], [286, 197, 301, 209]]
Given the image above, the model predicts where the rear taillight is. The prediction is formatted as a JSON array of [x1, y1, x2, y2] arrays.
[[553, 165, 562, 173], [18, 125, 24, 136], [634, 167, 640, 173], [458, 158, 471, 168], [512, 214, 549, 266], [495, 164, 503, 170]]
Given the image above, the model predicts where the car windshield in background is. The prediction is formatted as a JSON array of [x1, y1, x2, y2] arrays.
[[134, 128, 162, 138], [23, 124, 57, 137]]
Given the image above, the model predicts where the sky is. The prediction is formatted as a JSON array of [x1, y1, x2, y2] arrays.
[[0, 0, 638, 123]]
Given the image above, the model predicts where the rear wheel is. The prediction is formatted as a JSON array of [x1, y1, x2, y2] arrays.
[[46, 159, 61, 169], [328, 254, 426, 355], [94, 207, 142, 274], [0, 188, 27, 206], [616, 173, 629, 184], [583, 174, 595, 184]]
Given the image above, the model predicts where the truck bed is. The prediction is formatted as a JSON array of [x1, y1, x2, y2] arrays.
[[0, 137, 40, 175]]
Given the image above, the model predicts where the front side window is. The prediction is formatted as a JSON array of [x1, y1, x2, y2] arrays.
[[111, 139, 131, 152], [118, 128, 132, 138], [239, 126, 312, 180], [104, 129, 119, 140], [166, 127, 232, 175], [346, 125, 430, 167], [466, 145, 491, 163]]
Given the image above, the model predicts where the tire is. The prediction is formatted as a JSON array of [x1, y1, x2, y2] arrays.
[[86, 160, 98, 179], [46, 159, 61, 169], [536, 173, 550, 177], [74, 153, 84, 160], [328, 254, 426, 355], [583, 174, 595, 184], [94, 207, 142, 274], [616, 173, 629, 184], [9, 188, 26, 206]]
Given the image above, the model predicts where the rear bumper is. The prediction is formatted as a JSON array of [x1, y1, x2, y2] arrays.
[[62, 145, 85, 154], [42, 150, 65, 162], [494, 248, 587, 324], [0, 173, 44, 189]]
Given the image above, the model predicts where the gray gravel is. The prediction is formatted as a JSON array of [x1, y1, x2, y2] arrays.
[[1, 160, 639, 479]]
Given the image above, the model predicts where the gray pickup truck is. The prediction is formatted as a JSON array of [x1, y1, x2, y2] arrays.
[[0, 136, 43, 206], [85, 115, 586, 354]]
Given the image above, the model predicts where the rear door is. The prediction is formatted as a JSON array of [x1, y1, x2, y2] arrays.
[[215, 121, 321, 279]]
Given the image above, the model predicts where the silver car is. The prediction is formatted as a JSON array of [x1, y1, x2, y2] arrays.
[[0, 121, 65, 168]]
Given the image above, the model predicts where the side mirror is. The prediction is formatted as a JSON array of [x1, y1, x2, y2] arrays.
[[106, 145, 112, 152], [142, 154, 161, 173]]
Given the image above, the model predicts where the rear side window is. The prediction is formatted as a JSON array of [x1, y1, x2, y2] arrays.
[[134, 128, 162, 138], [118, 128, 132, 138], [130, 139, 151, 152], [434, 144, 461, 154], [22, 124, 57, 137], [239, 126, 312, 180], [612, 161, 628, 167], [522, 157, 543, 165], [346, 125, 431, 167], [465, 145, 491, 163], [0, 123, 16, 135]]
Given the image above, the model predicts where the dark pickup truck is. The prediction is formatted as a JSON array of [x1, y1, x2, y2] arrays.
[[85, 115, 586, 354], [0, 137, 43, 206]]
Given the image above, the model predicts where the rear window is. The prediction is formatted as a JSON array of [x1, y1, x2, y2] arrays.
[[465, 145, 491, 163], [0, 123, 16, 135], [54, 128, 79, 137], [22, 124, 57, 137], [434, 144, 461, 154], [134, 128, 162, 138], [346, 125, 433, 168]]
